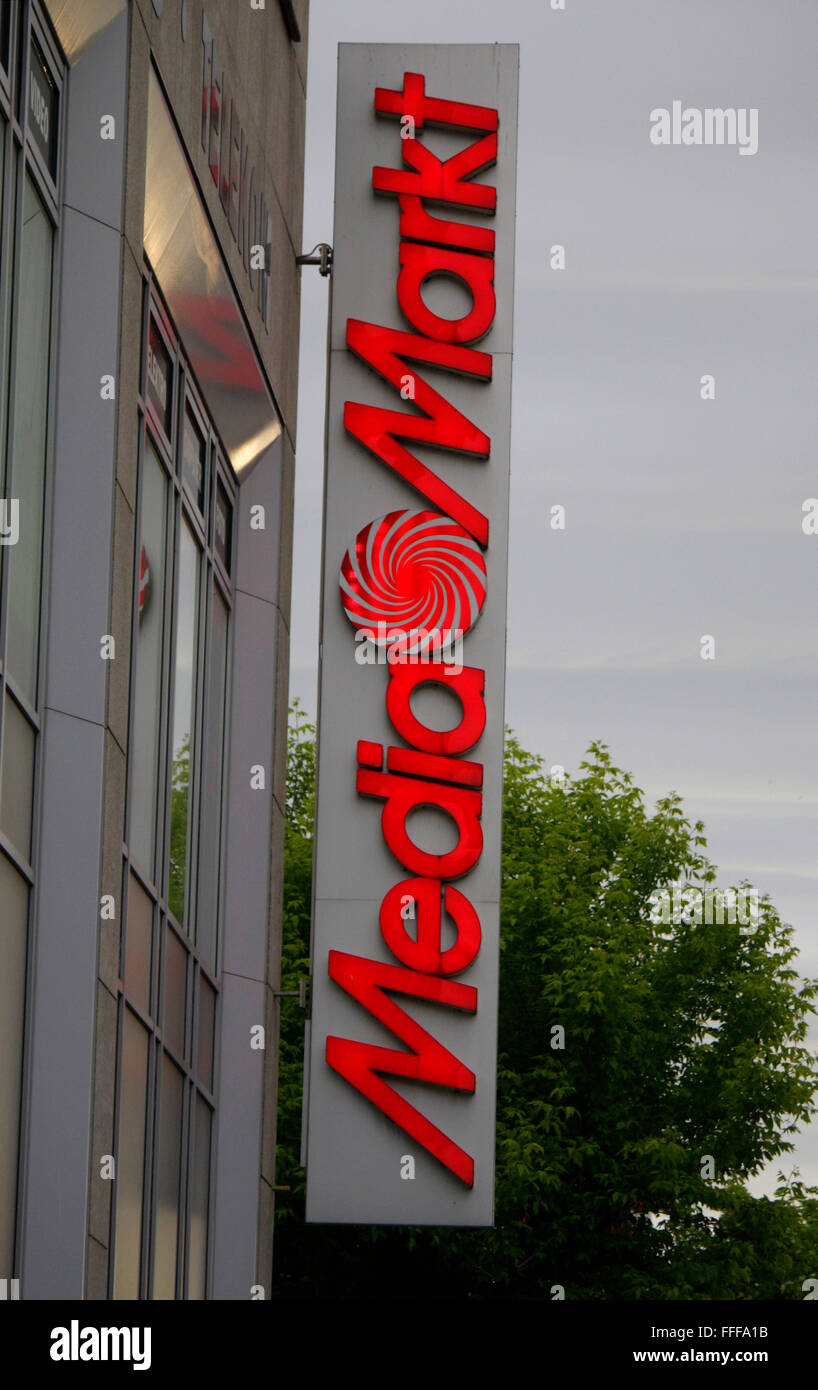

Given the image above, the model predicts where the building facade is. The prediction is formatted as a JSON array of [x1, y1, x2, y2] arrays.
[[0, 0, 307, 1299]]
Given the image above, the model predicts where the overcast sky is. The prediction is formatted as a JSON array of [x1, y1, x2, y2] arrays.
[[288, 0, 818, 1196]]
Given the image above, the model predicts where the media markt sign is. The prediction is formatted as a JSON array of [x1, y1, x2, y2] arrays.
[[305, 44, 518, 1225]]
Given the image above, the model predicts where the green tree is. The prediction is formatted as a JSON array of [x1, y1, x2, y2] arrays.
[[273, 711, 818, 1299], [276, 702, 315, 1230]]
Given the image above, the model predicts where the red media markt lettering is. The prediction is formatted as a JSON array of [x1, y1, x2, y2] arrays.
[[326, 72, 500, 1186]]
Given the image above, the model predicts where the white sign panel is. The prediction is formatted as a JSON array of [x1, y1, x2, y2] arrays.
[[305, 43, 519, 1226]]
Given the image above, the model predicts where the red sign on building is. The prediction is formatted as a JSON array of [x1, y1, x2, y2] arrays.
[[305, 44, 518, 1226]]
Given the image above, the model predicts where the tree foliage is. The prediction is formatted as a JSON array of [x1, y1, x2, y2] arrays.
[[273, 706, 818, 1299]]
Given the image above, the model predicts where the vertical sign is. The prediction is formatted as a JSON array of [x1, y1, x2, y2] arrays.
[[305, 44, 518, 1225]]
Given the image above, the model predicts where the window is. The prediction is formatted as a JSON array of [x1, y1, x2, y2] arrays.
[[0, 0, 63, 1279], [112, 282, 234, 1300]]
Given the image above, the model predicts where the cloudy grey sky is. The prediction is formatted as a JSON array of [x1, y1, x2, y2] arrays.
[[288, 0, 818, 1195]]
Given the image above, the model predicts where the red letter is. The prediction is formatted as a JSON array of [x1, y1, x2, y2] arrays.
[[356, 764, 483, 879], [380, 878, 482, 976], [386, 745, 483, 788], [374, 132, 497, 212], [374, 71, 498, 136], [397, 243, 496, 345], [361, 742, 483, 789], [387, 663, 486, 755], [345, 319, 491, 546], [399, 195, 495, 256], [326, 949, 476, 1185]]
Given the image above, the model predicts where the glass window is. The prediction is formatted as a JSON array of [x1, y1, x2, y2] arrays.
[[129, 443, 167, 876], [116, 286, 234, 1300], [0, 105, 12, 530], [153, 1054, 183, 1300], [0, 852, 28, 1274], [0, 113, 6, 354], [182, 405, 205, 515], [187, 1096, 211, 1299], [123, 874, 153, 1018], [196, 973, 215, 1092], [0, 5, 10, 77], [27, 36, 58, 180], [0, 10, 63, 1281], [196, 585, 228, 968], [163, 926, 186, 1060], [146, 316, 172, 440], [6, 173, 53, 704], [0, 108, 6, 616], [168, 518, 200, 928], [0, 689, 35, 860], [214, 477, 232, 574], [112, 1009, 150, 1300]]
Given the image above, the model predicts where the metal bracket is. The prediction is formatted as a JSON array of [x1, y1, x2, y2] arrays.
[[296, 243, 333, 277], [275, 977, 309, 1008]]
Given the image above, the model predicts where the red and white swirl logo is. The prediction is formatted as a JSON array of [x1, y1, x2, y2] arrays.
[[339, 507, 486, 656]]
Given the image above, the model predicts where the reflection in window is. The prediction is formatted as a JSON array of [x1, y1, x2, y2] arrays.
[[123, 874, 153, 1018], [6, 175, 53, 704], [0, 17, 63, 1287], [196, 973, 215, 1092], [0, 119, 5, 452], [153, 1055, 183, 1300], [214, 478, 232, 574], [116, 287, 234, 1298], [196, 586, 228, 968], [146, 317, 173, 440], [182, 406, 205, 515], [0, 853, 28, 1273], [188, 1096, 211, 1299], [0, 6, 10, 76], [163, 926, 187, 1059], [130, 445, 167, 875], [168, 520, 199, 927], [0, 116, 6, 624], [112, 1010, 149, 1300], [0, 690, 35, 860]]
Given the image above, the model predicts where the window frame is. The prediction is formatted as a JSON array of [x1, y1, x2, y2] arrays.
[[111, 271, 236, 1300], [0, 0, 65, 1280]]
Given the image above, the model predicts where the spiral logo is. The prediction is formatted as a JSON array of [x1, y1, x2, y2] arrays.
[[340, 509, 487, 656]]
